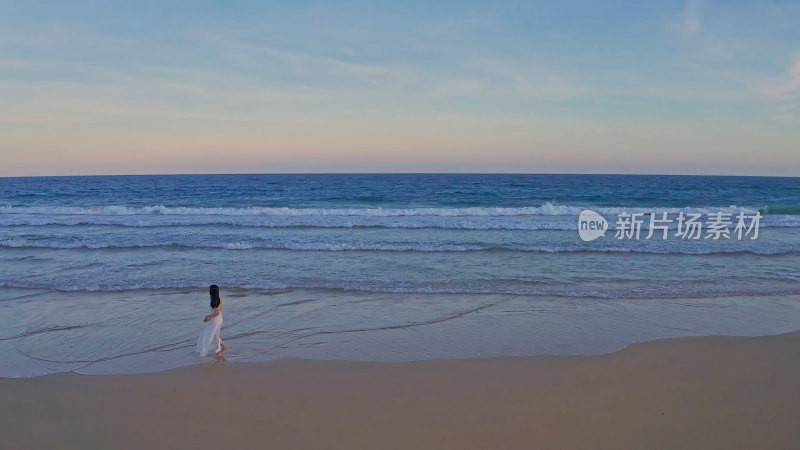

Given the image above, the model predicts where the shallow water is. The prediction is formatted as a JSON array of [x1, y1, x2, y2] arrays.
[[2, 288, 800, 378]]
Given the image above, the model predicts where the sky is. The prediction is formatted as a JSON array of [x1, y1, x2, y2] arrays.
[[1, 0, 799, 176]]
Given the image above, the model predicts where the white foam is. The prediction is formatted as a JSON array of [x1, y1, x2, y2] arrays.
[[2, 203, 791, 229], [0, 203, 761, 217], [0, 238, 793, 255]]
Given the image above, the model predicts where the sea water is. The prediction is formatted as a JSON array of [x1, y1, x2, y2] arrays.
[[1, 174, 799, 376]]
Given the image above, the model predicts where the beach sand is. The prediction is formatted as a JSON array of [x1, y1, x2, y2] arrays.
[[2, 331, 799, 449]]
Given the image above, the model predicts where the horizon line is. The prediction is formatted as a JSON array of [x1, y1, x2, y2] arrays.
[[1, 171, 799, 179]]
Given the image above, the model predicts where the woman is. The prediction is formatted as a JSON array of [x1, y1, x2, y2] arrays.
[[196, 284, 228, 357]]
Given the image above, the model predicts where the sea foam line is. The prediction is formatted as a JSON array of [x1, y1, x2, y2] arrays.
[[2, 280, 799, 299], [1, 216, 798, 229], [0, 238, 796, 255], [0, 203, 762, 217]]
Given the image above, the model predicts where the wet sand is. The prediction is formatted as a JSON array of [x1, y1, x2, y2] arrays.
[[2, 331, 799, 449]]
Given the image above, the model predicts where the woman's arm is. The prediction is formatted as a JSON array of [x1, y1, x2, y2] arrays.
[[204, 307, 220, 321], [203, 299, 223, 322]]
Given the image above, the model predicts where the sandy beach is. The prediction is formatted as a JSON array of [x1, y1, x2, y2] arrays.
[[2, 330, 799, 450]]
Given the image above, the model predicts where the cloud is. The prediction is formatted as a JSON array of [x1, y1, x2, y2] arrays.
[[757, 60, 800, 121], [677, 0, 707, 37], [0, 58, 28, 68], [759, 60, 800, 101]]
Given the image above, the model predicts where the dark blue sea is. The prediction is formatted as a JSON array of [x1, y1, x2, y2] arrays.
[[1, 174, 799, 376]]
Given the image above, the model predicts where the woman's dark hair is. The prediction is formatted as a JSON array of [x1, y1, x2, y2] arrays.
[[209, 284, 220, 309]]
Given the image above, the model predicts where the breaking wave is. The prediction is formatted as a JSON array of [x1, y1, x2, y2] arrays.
[[0, 237, 795, 255], [0, 203, 762, 217], [1, 203, 796, 229]]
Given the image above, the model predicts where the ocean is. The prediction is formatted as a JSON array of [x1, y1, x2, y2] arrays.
[[1, 174, 799, 377]]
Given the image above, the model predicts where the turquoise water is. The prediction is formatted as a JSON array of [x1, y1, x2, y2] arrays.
[[1, 174, 799, 376]]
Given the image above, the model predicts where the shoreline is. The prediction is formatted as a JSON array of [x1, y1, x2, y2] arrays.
[[2, 330, 799, 449], [5, 326, 800, 380], [4, 286, 799, 378]]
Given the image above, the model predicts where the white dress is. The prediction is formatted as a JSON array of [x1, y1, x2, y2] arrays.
[[196, 307, 223, 357]]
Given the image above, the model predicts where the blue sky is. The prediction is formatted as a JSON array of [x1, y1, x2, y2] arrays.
[[1, 0, 799, 176]]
